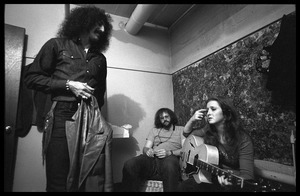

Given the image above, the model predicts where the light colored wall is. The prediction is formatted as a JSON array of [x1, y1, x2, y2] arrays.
[[170, 4, 296, 73], [105, 15, 171, 74], [5, 4, 172, 191], [5, 4, 65, 62]]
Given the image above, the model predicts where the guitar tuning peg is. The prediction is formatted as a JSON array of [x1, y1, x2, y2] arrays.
[[270, 188, 277, 192]]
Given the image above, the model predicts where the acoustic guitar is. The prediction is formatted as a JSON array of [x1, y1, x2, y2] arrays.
[[180, 135, 278, 192]]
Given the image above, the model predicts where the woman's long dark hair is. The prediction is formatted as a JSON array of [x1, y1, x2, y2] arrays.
[[204, 96, 243, 151], [56, 5, 113, 52], [154, 108, 178, 128]]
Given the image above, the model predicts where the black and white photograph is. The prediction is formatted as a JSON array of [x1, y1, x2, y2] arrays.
[[4, 4, 296, 192]]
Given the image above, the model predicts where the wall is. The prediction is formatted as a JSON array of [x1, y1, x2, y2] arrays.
[[5, 4, 173, 191], [5, 4, 65, 62], [105, 15, 171, 74], [170, 4, 296, 73]]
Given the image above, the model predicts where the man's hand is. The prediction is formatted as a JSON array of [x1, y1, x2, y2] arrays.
[[68, 81, 94, 99], [154, 149, 170, 159], [146, 148, 155, 157]]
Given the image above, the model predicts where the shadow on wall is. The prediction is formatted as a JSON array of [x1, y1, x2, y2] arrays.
[[107, 94, 146, 182]]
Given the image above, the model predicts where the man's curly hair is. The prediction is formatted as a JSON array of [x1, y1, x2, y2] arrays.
[[154, 108, 178, 128], [57, 5, 113, 52]]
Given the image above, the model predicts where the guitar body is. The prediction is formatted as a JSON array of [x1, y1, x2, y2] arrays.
[[180, 135, 219, 183], [180, 135, 204, 179], [180, 135, 280, 192]]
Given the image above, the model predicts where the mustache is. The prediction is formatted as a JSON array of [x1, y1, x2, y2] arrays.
[[90, 35, 105, 45], [95, 28, 104, 34], [89, 36, 110, 53]]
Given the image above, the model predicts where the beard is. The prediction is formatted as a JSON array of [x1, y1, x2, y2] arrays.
[[162, 121, 172, 129], [89, 31, 110, 52]]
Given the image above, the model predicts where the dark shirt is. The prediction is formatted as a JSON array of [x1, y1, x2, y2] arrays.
[[24, 38, 107, 108], [217, 132, 254, 180]]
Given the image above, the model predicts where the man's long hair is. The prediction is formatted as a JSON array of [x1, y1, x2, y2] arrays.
[[56, 5, 113, 52], [154, 108, 178, 128]]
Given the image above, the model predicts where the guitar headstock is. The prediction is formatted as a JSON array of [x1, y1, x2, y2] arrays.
[[242, 178, 282, 192]]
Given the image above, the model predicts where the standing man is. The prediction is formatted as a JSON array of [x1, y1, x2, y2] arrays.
[[24, 5, 113, 192], [122, 108, 184, 192]]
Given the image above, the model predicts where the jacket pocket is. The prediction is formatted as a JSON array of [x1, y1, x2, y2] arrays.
[[61, 50, 81, 60], [58, 50, 82, 73]]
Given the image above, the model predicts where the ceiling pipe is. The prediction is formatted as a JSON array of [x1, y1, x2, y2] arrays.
[[125, 4, 158, 35], [65, 4, 70, 18]]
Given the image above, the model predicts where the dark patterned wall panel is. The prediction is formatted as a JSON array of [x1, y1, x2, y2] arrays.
[[173, 20, 296, 166]]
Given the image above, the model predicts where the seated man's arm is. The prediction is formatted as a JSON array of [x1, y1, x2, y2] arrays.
[[143, 140, 155, 157], [172, 148, 181, 157]]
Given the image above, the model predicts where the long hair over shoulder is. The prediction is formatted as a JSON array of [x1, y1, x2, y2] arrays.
[[154, 108, 178, 128], [56, 5, 113, 52], [204, 96, 244, 150]]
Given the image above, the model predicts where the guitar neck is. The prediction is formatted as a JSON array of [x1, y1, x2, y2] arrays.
[[195, 158, 244, 187]]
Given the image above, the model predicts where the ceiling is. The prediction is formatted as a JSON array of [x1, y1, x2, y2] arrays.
[[75, 4, 196, 30]]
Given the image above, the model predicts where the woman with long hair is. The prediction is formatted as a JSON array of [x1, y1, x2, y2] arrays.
[[179, 96, 254, 192]]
